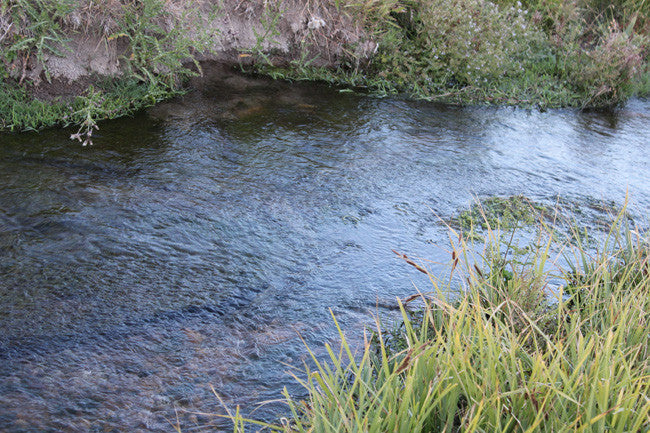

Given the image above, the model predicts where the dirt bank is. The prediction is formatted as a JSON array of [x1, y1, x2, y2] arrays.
[[1, 0, 375, 101]]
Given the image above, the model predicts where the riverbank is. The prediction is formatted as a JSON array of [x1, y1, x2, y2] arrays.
[[227, 207, 650, 432], [1, 0, 648, 139], [0, 0, 374, 142]]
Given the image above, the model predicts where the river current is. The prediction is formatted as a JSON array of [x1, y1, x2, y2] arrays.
[[1, 70, 649, 431]]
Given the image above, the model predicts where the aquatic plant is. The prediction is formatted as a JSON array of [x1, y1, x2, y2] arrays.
[[454, 195, 549, 231]]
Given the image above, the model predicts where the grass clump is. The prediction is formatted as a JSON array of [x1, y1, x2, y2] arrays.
[[0, 0, 74, 83], [454, 195, 549, 231], [224, 207, 650, 432], [0, 78, 168, 139], [0, 0, 209, 140], [450, 195, 637, 247]]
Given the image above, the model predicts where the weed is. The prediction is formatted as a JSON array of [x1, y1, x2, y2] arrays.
[[0, 0, 73, 83], [0, 76, 173, 136], [252, 0, 647, 108], [454, 195, 549, 231]]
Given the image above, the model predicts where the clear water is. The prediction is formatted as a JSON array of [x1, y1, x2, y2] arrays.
[[1, 70, 649, 431]]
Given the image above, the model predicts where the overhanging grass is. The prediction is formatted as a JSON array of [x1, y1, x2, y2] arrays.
[[0, 78, 175, 133], [223, 206, 650, 432], [0, 0, 208, 140]]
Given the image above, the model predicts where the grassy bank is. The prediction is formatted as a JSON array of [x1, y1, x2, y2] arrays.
[[0, 0, 208, 142], [1, 0, 648, 137], [255, 0, 649, 108], [224, 206, 650, 432], [0, 78, 181, 143]]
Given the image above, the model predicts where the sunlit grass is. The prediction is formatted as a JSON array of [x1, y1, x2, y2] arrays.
[[223, 203, 650, 432]]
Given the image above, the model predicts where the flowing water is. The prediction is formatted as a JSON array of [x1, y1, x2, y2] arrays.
[[1, 69, 649, 432]]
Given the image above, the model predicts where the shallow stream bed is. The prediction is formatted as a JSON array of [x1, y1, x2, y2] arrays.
[[1, 72, 649, 432]]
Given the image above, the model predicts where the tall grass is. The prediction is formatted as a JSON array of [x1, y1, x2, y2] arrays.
[[225, 208, 650, 432]]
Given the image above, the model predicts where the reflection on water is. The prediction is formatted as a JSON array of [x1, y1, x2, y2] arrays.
[[1, 67, 649, 431]]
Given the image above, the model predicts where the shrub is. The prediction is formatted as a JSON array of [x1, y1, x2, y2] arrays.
[[263, 0, 648, 107], [568, 20, 646, 107]]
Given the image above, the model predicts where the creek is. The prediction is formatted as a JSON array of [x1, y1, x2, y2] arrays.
[[1, 71, 649, 432]]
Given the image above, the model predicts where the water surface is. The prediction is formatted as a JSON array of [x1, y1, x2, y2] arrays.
[[1, 71, 649, 431]]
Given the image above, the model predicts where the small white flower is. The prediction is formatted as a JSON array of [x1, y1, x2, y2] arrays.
[[307, 16, 325, 30]]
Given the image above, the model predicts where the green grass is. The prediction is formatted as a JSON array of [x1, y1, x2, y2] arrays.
[[449, 195, 634, 246], [0, 0, 209, 140], [250, 0, 648, 108], [221, 204, 650, 432], [1, 0, 648, 135], [0, 0, 73, 82], [0, 78, 179, 143], [454, 195, 549, 232]]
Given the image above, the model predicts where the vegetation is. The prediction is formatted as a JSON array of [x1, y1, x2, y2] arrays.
[[254, 0, 649, 108], [1, 0, 649, 136], [0, 0, 648, 134], [454, 195, 549, 231], [450, 195, 633, 244], [0, 78, 172, 144], [0, 0, 209, 141], [222, 205, 650, 432]]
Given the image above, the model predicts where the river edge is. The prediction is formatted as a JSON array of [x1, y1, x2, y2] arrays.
[[1, 0, 648, 138], [243, 217, 650, 433]]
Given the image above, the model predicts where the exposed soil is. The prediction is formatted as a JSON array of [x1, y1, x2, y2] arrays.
[[5, 0, 375, 100]]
